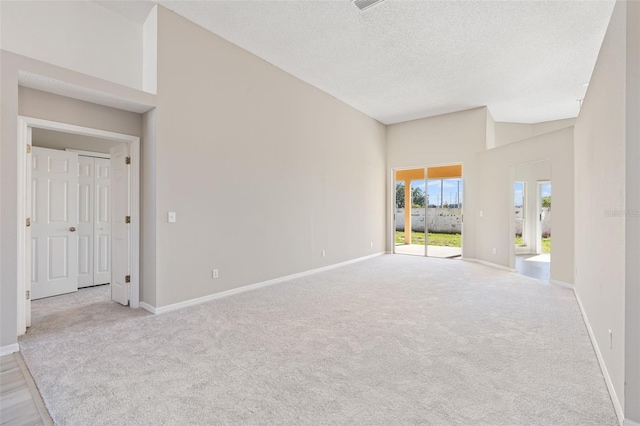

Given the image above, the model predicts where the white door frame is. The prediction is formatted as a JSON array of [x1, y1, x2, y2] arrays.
[[390, 163, 464, 258], [17, 116, 141, 335]]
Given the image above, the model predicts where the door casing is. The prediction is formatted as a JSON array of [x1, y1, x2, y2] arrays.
[[17, 116, 141, 336]]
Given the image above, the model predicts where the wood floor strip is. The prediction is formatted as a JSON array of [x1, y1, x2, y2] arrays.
[[13, 354, 52, 426], [0, 354, 52, 426]]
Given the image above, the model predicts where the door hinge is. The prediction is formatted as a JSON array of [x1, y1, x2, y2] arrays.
[[26, 290, 30, 300], [125, 275, 131, 283], [125, 156, 131, 165], [26, 144, 31, 154], [26, 218, 31, 227], [125, 216, 131, 224]]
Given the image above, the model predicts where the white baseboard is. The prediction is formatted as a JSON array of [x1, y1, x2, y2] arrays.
[[465, 258, 517, 273], [1, 343, 20, 356], [624, 419, 640, 426], [549, 279, 575, 290], [139, 302, 156, 314], [149, 252, 387, 315], [574, 290, 624, 424]]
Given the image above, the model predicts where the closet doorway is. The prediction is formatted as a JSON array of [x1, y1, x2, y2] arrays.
[[17, 117, 140, 335]]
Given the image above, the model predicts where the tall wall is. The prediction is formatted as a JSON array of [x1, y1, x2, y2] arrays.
[[152, 7, 386, 307], [476, 129, 573, 283], [624, 2, 640, 421], [0, 1, 144, 90], [573, 1, 631, 420], [386, 107, 488, 258]]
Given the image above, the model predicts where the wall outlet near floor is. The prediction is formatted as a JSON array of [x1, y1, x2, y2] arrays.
[[492, 248, 497, 255], [212, 269, 219, 279], [609, 329, 613, 349], [322, 250, 326, 258], [370, 242, 373, 248]]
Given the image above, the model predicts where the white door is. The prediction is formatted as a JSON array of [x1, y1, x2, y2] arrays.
[[94, 158, 111, 285], [77, 156, 94, 288], [31, 147, 79, 299], [110, 144, 130, 306]]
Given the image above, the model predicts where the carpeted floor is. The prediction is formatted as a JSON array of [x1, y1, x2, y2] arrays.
[[19, 255, 617, 425]]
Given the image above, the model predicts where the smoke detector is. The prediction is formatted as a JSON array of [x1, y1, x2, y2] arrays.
[[353, 0, 385, 12]]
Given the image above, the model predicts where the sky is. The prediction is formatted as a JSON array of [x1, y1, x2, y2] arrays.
[[514, 182, 551, 207], [409, 178, 462, 206]]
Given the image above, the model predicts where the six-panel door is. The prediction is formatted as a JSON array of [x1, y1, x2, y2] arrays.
[[31, 147, 79, 299]]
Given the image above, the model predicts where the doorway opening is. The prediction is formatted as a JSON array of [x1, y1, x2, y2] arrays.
[[538, 181, 552, 256], [17, 117, 140, 336], [512, 160, 551, 282], [393, 164, 463, 258]]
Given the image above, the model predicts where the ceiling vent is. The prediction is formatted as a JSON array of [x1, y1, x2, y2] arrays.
[[353, 0, 385, 12]]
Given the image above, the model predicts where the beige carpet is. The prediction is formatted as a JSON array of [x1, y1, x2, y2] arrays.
[[19, 255, 616, 425]]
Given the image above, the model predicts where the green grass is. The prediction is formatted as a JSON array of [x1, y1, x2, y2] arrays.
[[542, 237, 551, 253], [515, 235, 551, 253], [395, 231, 461, 247]]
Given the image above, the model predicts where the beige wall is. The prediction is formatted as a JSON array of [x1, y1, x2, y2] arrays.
[[495, 118, 576, 147], [141, 109, 157, 306], [574, 0, 627, 419], [476, 128, 573, 283], [625, 2, 640, 421], [19, 88, 143, 136], [153, 7, 386, 307], [0, 51, 155, 348], [0, 1, 144, 90], [386, 107, 489, 259]]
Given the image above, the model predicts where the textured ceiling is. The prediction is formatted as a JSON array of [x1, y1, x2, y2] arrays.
[[96, 0, 615, 124]]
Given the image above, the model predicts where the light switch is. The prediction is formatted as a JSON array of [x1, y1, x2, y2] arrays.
[[168, 212, 176, 223]]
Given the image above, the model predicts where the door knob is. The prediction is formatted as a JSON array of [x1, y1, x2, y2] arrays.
[[70, 227, 76, 232]]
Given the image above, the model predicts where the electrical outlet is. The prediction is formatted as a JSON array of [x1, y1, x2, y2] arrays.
[[322, 250, 326, 258], [370, 242, 373, 248], [212, 269, 219, 279], [492, 248, 497, 255], [609, 329, 613, 349]]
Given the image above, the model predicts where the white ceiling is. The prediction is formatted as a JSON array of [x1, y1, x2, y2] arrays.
[[96, 0, 615, 125]]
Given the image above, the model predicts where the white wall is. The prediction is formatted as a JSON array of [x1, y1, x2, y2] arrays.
[[0, 1, 144, 90], [153, 7, 387, 307], [143, 6, 158, 94], [574, 1, 627, 420], [625, 2, 640, 421], [386, 107, 488, 259], [495, 118, 576, 147], [476, 128, 573, 283]]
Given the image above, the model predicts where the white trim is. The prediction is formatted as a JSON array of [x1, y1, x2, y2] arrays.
[[1, 343, 20, 356], [65, 148, 111, 159], [17, 116, 141, 336], [549, 279, 575, 290], [624, 419, 640, 426], [17, 119, 28, 335], [150, 252, 387, 315], [574, 290, 624, 424], [139, 302, 156, 314], [465, 258, 517, 272]]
